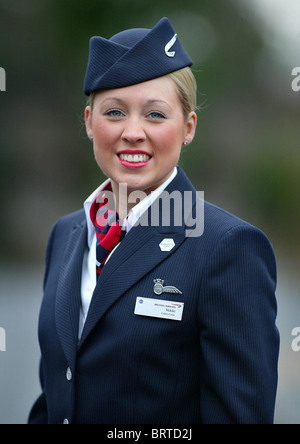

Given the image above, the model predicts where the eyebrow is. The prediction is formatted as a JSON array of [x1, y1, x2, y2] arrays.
[[100, 97, 170, 107]]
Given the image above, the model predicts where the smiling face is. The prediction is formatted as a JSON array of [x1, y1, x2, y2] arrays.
[[85, 75, 197, 195]]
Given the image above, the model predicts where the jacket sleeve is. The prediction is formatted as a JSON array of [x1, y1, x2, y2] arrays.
[[28, 223, 57, 424], [198, 225, 279, 424]]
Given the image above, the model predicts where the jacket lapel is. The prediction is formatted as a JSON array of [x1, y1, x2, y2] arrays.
[[78, 222, 186, 347], [55, 219, 86, 367], [79, 167, 199, 348]]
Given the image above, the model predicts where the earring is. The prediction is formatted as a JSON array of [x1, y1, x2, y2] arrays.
[[183, 141, 188, 146]]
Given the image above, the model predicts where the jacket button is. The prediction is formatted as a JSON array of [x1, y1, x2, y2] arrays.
[[66, 367, 72, 381]]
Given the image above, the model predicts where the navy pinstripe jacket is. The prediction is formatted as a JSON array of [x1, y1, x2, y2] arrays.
[[28, 167, 279, 424]]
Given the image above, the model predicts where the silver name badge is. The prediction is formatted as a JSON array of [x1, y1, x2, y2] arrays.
[[134, 297, 184, 321]]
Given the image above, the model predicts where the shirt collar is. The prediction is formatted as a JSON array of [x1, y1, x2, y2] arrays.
[[84, 177, 111, 249], [126, 167, 177, 231], [83, 167, 177, 249]]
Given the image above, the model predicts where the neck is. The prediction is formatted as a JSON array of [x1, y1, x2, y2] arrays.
[[109, 168, 177, 219], [110, 181, 139, 220]]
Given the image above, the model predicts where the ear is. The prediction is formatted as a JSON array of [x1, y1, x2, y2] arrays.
[[184, 111, 197, 145], [85, 106, 93, 140]]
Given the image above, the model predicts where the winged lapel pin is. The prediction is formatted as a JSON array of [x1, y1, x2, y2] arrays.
[[153, 279, 182, 295]]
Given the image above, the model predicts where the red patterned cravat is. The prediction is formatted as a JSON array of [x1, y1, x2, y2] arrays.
[[90, 185, 125, 278]]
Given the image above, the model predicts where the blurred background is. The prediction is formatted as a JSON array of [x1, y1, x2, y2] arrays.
[[0, 0, 299, 424]]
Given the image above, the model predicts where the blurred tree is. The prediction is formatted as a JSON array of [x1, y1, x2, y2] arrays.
[[0, 0, 299, 263]]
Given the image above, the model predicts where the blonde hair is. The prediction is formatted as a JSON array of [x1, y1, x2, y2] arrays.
[[87, 66, 197, 120], [166, 67, 197, 120]]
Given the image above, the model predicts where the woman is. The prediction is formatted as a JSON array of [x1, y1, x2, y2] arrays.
[[29, 17, 279, 424]]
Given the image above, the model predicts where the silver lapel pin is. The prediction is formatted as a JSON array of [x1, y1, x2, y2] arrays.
[[153, 279, 182, 296]]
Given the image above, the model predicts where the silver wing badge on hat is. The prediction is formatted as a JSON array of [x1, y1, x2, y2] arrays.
[[165, 33, 177, 57], [153, 279, 182, 295]]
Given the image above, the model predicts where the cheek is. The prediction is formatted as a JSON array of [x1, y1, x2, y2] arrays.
[[93, 121, 114, 145], [92, 125, 116, 173], [92, 122, 120, 164], [153, 124, 184, 156]]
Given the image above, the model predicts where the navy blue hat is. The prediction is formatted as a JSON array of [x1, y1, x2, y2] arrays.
[[84, 17, 193, 95]]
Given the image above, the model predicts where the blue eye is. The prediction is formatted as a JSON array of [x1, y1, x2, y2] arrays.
[[105, 109, 124, 118], [148, 111, 166, 119]]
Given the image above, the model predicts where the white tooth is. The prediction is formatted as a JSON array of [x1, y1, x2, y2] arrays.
[[119, 153, 151, 162]]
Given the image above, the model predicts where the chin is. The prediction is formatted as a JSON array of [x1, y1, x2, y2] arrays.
[[111, 169, 151, 189]]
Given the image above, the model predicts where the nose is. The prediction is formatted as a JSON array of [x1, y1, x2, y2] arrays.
[[121, 117, 146, 144]]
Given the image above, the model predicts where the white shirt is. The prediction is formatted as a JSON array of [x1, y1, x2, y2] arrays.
[[78, 167, 177, 338]]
